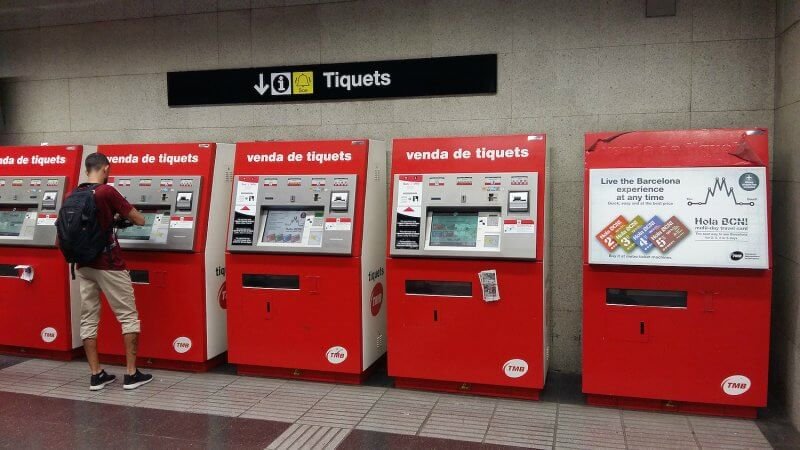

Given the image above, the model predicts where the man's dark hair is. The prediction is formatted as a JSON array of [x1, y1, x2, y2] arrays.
[[85, 152, 110, 172]]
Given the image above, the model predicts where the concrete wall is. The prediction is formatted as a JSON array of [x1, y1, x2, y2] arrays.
[[0, 0, 777, 374], [772, 0, 800, 428]]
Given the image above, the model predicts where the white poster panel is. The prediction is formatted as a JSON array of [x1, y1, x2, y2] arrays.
[[588, 167, 768, 269]]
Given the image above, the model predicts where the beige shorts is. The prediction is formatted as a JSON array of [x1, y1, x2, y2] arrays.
[[77, 267, 141, 340]]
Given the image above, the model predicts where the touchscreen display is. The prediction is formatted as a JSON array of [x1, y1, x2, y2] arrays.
[[429, 212, 479, 247], [117, 211, 167, 241], [260, 209, 324, 246], [0, 211, 27, 237]]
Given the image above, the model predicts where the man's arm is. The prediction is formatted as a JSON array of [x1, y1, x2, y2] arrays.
[[126, 207, 146, 226], [107, 186, 146, 226]]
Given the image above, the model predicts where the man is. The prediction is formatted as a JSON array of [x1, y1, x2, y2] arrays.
[[74, 152, 153, 391]]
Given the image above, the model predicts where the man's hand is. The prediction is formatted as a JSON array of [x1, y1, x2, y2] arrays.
[[127, 208, 146, 226]]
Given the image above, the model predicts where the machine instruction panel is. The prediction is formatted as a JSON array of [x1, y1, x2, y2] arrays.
[[227, 174, 357, 255], [390, 172, 538, 259], [110, 175, 201, 252], [0, 176, 66, 247]]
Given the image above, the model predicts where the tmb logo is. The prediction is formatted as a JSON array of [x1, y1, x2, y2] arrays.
[[503, 359, 529, 378], [218, 281, 227, 310], [40, 327, 57, 343], [370, 282, 384, 316], [173, 337, 192, 354], [721, 375, 751, 396], [326, 346, 348, 364]]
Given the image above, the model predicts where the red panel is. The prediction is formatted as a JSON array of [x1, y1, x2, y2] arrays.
[[387, 258, 545, 392], [233, 140, 369, 257], [0, 145, 83, 359], [96, 143, 217, 252], [582, 129, 772, 412], [0, 248, 73, 352], [97, 252, 208, 364], [225, 253, 363, 375], [387, 134, 547, 398], [0, 145, 83, 180]]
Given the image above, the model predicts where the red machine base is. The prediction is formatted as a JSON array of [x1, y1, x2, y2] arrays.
[[98, 352, 227, 373], [0, 345, 84, 362], [236, 356, 385, 385], [586, 394, 758, 419], [395, 377, 541, 400], [236, 364, 369, 385]]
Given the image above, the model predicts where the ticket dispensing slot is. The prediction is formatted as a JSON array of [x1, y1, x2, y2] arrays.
[[242, 274, 300, 290], [0, 264, 19, 277], [129, 270, 150, 285], [606, 288, 687, 308], [405, 280, 473, 297]]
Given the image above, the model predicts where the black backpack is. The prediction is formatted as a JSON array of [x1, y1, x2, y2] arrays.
[[56, 183, 109, 277]]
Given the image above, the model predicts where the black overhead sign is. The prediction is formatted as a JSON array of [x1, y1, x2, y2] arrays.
[[167, 54, 497, 106]]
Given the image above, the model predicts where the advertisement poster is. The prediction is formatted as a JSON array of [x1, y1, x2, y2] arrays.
[[588, 167, 768, 269]]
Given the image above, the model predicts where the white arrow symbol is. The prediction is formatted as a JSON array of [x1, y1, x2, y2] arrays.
[[254, 73, 269, 95]]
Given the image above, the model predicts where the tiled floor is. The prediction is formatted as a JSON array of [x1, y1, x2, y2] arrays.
[[0, 357, 796, 449]]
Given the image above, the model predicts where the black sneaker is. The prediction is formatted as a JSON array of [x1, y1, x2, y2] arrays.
[[89, 370, 116, 391], [123, 369, 153, 390]]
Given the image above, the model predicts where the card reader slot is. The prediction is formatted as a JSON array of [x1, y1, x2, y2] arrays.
[[243, 274, 300, 290], [606, 288, 687, 308], [406, 280, 472, 297], [0, 264, 19, 277]]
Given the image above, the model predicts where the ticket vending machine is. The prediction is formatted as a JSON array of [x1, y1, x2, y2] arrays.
[[78, 143, 234, 371], [583, 129, 771, 418], [226, 139, 387, 383], [0, 145, 84, 359], [387, 134, 549, 399]]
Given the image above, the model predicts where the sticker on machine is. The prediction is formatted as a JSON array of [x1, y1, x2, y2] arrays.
[[169, 216, 194, 229], [503, 218, 535, 234], [503, 359, 528, 378], [173, 337, 192, 354], [324, 217, 352, 231], [231, 176, 259, 246], [588, 167, 769, 269], [326, 346, 348, 364], [36, 213, 57, 226], [397, 175, 422, 208], [40, 327, 57, 343], [721, 375, 751, 396]]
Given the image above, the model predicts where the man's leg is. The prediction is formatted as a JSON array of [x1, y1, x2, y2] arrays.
[[123, 333, 138, 375], [84, 338, 101, 374], [77, 268, 103, 375], [95, 270, 141, 375]]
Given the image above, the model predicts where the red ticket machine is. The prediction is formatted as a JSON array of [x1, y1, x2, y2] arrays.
[[583, 129, 771, 418], [226, 139, 387, 383], [387, 134, 549, 399], [0, 145, 84, 359], [79, 143, 234, 371]]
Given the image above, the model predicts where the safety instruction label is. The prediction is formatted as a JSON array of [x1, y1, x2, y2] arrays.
[[394, 175, 422, 250], [169, 216, 194, 229], [36, 213, 57, 226], [231, 177, 258, 246], [503, 218, 535, 234], [324, 217, 352, 231]]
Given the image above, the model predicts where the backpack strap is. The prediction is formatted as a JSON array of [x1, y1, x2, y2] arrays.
[[70, 263, 76, 281]]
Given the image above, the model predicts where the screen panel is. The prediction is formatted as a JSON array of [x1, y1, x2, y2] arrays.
[[428, 212, 479, 248], [116, 210, 169, 243], [258, 207, 324, 247], [0, 210, 29, 237]]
